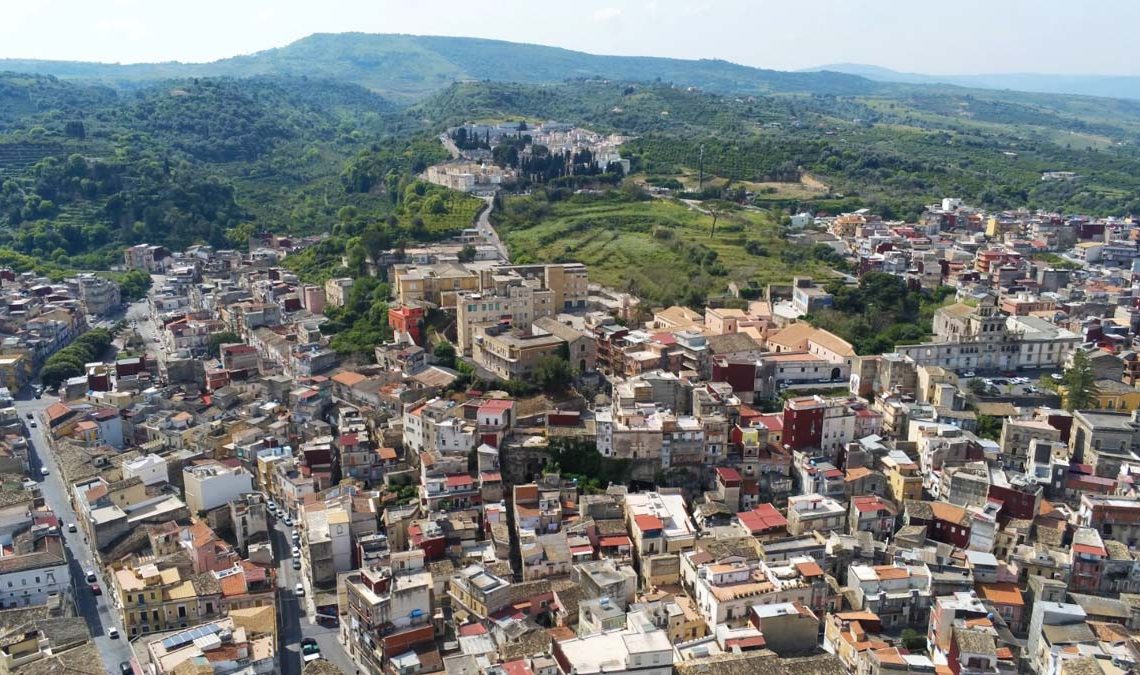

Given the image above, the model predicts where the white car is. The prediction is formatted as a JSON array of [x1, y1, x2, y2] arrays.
[[291, 546, 300, 557], [295, 583, 305, 596], [40, 467, 49, 477], [961, 371, 975, 378]]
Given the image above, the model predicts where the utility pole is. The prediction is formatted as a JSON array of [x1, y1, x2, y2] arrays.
[[698, 144, 705, 191]]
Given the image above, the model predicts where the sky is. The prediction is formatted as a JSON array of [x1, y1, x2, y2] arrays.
[[2, 0, 1139, 76]]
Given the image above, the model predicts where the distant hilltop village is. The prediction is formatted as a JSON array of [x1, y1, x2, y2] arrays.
[[425, 120, 630, 192]]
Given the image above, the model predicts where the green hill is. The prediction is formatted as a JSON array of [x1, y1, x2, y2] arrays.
[[0, 33, 888, 102]]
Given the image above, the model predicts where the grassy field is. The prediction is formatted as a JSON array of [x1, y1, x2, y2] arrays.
[[496, 193, 835, 306]]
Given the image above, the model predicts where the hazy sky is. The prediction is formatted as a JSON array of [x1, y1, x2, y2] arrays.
[[3, 0, 1138, 75]]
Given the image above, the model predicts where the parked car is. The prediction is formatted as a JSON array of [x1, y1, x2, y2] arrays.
[[120, 662, 133, 675], [1051, 373, 1064, 381], [25, 413, 32, 420], [108, 628, 120, 639], [85, 571, 97, 584], [301, 637, 320, 663], [29, 422, 36, 428], [89, 582, 101, 596], [283, 515, 293, 527], [961, 371, 975, 378], [295, 582, 305, 596], [292, 558, 301, 570], [67, 523, 77, 533]]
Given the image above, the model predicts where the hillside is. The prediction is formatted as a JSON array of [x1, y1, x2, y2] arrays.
[[0, 73, 482, 270], [1, 33, 895, 102], [415, 80, 1140, 217], [813, 63, 1140, 102]]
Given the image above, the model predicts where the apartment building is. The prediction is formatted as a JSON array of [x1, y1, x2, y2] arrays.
[[455, 284, 555, 355], [471, 324, 566, 382], [303, 504, 352, 587], [626, 492, 697, 586], [0, 529, 67, 609], [113, 562, 222, 638], [551, 624, 673, 675], [341, 550, 432, 675], [786, 495, 846, 536], [846, 564, 933, 630], [183, 463, 254, 515]]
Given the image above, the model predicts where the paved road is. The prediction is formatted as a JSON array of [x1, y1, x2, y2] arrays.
[[14, 392, 135, 673], [124, 298, 165, 367], [271, 513, 355, 675], [476, 196, 510, 262], [439, 133, 461, 160]]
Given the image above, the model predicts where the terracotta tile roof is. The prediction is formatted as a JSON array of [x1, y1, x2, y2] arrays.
[[736, 504, 788, 533], [220, 572, 248, 597], [795, 560, 824, 577], [976, 582, 1024, 606], [331, 371, 367, 387], [634, 515, 663, 532]]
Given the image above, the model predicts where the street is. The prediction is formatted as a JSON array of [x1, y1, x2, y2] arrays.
[[14, 391, 135, 673], [475, 195, 509, 262], [270, 513, 356, 675]]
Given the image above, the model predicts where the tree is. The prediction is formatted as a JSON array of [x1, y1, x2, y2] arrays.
[[533, 355, 573, 391], [966, 378, 987, 395], [424, 194, 447, 215], [119, 269, 153, 302], [207, 331, 241, 358], [1062, 350, 1100, 411], [40, 361, 81, 389], [457, 244, 477, 262], [433, 341, 457, 369], [975, 414, 1002, 441]]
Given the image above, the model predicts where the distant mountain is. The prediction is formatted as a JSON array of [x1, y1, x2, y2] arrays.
[[0, 33, 892, 102], [811, 63, 1140, 101]]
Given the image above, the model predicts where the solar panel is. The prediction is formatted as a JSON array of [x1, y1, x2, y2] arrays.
[[161, 623, 222, 650]]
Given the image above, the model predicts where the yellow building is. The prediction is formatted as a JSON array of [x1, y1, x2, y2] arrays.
[[113, 563, 221, 638], [1087, 380, 1140, 412], [0, 353, 29, 391], [882, 454, 923, 505]]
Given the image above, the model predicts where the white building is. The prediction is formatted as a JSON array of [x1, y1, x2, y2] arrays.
[[551, 624, 673, 675], [0, 530, 68, 609], [122, 454, 169, 487], [183, 463, 254, 514]]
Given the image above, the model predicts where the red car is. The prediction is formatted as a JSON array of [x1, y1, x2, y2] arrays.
[[89, 583, 102, 596]]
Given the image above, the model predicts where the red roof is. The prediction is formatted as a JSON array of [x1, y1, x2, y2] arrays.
[[755, 413, 783, 431], [599, 535, 632, 547], [736, 503, 788, 533], [716, 467, 743, 485], [570, 545, 594, 555], [1073, 543, 1107, 557], [725, 635, 767, 650], [458, 623, 487, 636], [634, 515, 664, 532], [852, 495, 893, 513], [445, 474, 474, 488], [478, 399, 515, 412], [795, 560, 825, 577]]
